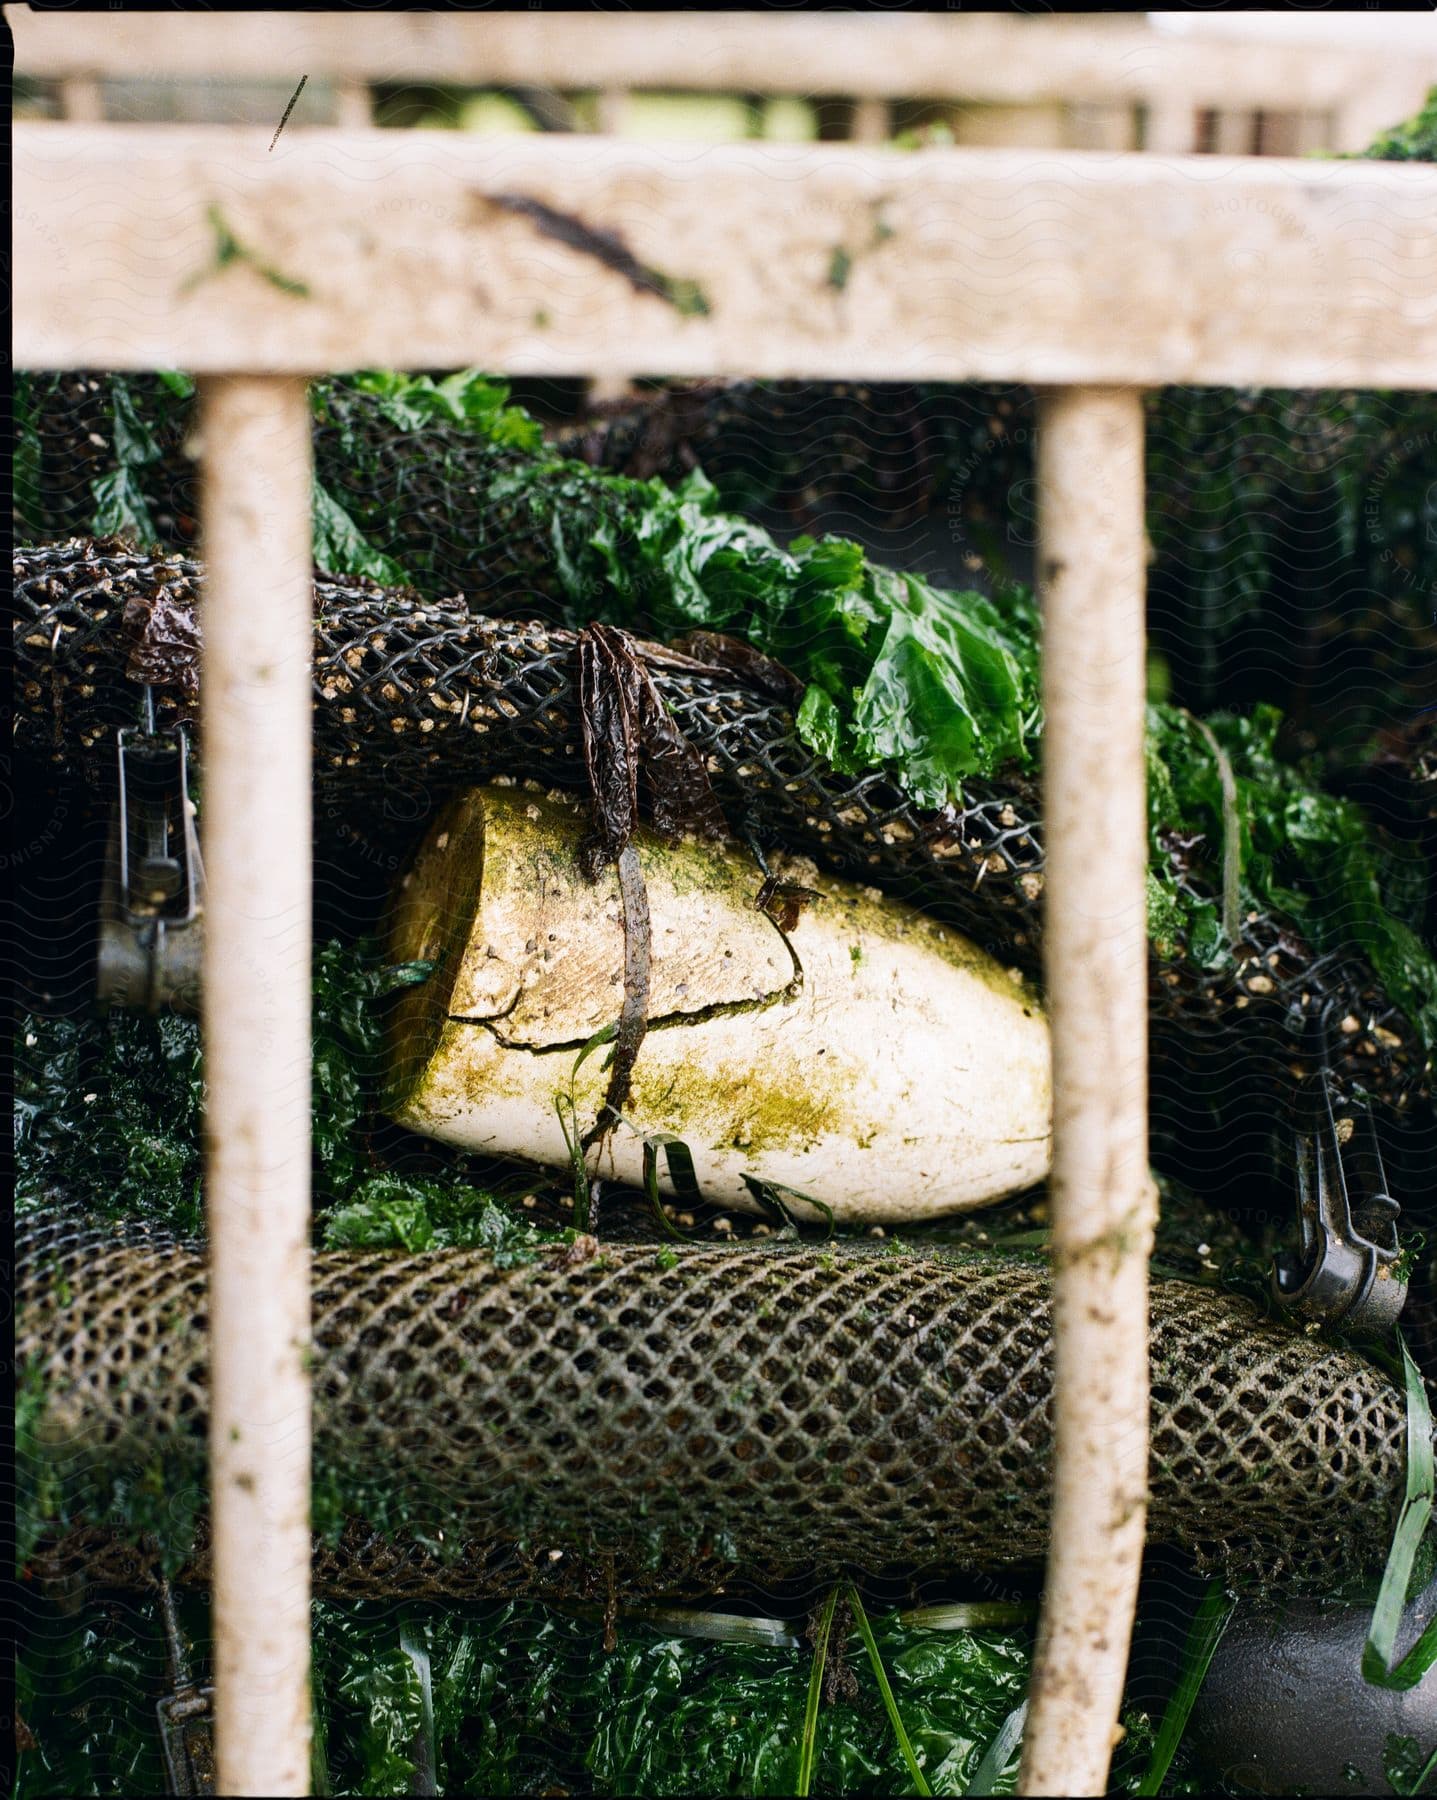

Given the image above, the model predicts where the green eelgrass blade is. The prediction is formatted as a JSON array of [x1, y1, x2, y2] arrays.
[[570, 1020, 619, 1079], [741, 1174, 835, 1241], [555, 1022, 618, 1230], [900, 1602, 1034, 1632], [797, 1587, 840, 1798], [635, 1607, 801, 1649], [846, 1583, 932, 1796], [966, 1699, 1027, 1797], [1364, 1337, 1437, 1691], [637, 1129, 704, 1241], [553, 1093, 588, 1230], [1406, 1742, 1437, 1795], [1136, 1579, 1235, 1795]]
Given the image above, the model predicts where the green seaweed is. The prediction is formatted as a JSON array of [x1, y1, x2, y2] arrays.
[[13, 1583, 1222, 1798], [1148, 703, 1437, 1052], [1357, 87, 1437, 162], [311, 475, 409, 584], [15, 937, 558, 1252], [320, 1599, 1038, 1797], [336, 367, 543, 450], [16, 1009, 205, 1230]]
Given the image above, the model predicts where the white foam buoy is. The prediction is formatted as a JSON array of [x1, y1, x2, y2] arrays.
[[385, 786, 1052, 1224]]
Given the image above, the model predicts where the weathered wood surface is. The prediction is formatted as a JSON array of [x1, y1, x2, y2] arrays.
[[16, 127, 1437, 387], [11, 8, 1432, 118], [200, 377, 314, 1799], [1020, 388, 1154, 1797]]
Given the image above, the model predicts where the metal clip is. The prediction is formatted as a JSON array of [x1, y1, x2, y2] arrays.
[[97, 703, 205, 1014], [156, 1578, 215, 1798], [1272, 1058, 1407, 1335]]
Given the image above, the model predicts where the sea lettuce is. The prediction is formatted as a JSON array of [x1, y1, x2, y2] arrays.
[[590, 466, 1041, 803], [1357, 86, 1437, 161], [1148, 703, 1437, 1051], [14, 938, 556, 1247]]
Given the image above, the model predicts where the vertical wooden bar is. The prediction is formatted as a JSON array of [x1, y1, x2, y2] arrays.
[[334, 78, 372, 130], [1143, 101, 1195, 154], [58, 76, 104, 121], [850, 96, 889, 143], [597, 87, 630, 134], [1213, 109, 1257, 156], [200, 375, 314, 1799], [1019, 386, 1154, 1799]]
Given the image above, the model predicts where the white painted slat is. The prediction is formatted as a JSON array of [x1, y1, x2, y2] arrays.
[[57, 75, 104, 121], [200, 376, 314, 1799], [11, 9, 1434, 114], [1020, 387, 1154, 1798], [332, 79, 372, 132], [15, 127, 1437, 388]]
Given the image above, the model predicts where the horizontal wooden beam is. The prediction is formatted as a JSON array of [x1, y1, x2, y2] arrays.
[[10, 9, 1433, 113], [16, 126, 1437, 389]]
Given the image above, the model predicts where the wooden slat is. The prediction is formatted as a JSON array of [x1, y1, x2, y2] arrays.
[[11, 8, 1434, 114], [1020, 387, 1154, 1796], [849, 96, 889, 144], [57, 75, 104, 121], [1212, 110, 1258, 157], [200, 375, 314, 1799], [15, 126, 1437, 389], [1143, 102, 1196, 154], [332, 79, 372, 132]]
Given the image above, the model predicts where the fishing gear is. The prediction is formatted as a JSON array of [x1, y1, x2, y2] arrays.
[[155, 1576, 215, 1798], [17, 1213, 1416, 1601], [96, 708, 205, 1015], [14, 541, 1428, 1125], [1273, 1017, 1408, 1335]]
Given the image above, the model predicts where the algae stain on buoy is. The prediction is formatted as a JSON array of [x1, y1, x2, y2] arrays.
[[385, 787, 1052, 1224]]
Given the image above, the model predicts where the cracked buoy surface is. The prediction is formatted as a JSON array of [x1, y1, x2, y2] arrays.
[[385, 786, 1051, 1222]]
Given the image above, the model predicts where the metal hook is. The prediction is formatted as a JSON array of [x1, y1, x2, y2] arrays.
[[156, 1576, 215, 1797], [1272, 1005, 1407, 1334], [97, 717, 206, 1014]]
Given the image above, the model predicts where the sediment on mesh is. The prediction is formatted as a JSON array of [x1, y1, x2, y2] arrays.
[[548, 379, 1006, 521], [12, 538, 1043, 949], [23, 1518, 731, 1611], [18, 1215, 1410, 1594], [13, 538, 1426, 1111], [18, 373, 640, 613], [21, 377, 978, 610]]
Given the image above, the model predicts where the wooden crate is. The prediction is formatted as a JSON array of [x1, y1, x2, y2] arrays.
[[11, 9, 1433, 153], [14, 23, 1437, 1793]]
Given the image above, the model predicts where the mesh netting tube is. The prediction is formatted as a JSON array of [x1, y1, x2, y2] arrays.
[[13, 539, 1427, 1112], [18, 1216, 1411, 1590]]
